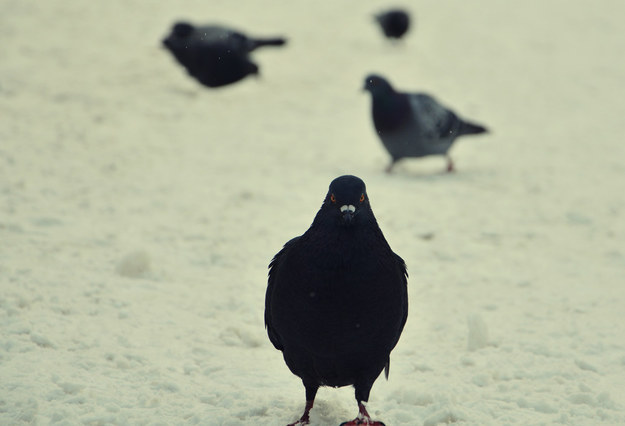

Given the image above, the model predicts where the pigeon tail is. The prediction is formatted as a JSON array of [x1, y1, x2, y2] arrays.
[[459, 121, 488, 136], [249, 37, 287, 49]]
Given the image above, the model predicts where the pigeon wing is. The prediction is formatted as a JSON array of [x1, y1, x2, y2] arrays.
[[409, 93, 463, 141], [384, 252, 408, 379], [265, 236, 301, 351], [393, 252, 409, 348]]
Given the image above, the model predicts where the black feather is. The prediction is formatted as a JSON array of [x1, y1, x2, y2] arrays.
[[162, 22, 286, 88], [265, 175, 408, 425], [375, 9, 411, 40]]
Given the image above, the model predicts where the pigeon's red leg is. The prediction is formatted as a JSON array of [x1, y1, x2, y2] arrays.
[[288, 383, 318, 426], [287, 400, 314, 426], [385, 159, 398, 174], [339, 402, 386, 426], [446, 156, 455, 173]]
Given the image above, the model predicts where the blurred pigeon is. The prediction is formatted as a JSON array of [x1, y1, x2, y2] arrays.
[[265, 175, 408, 426], [364, 74, 488, 172], [162, 22, 286, 88], [375, 9, 411, 40], [168, 22, 287, 54]]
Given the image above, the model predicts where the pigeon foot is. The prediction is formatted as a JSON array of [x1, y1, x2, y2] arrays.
[[446, 156, 455, 173], [287, 400, 313, 426], [339, 420, 385, 426], [339, 403, 385, 426], [384, 162, 396, 174]]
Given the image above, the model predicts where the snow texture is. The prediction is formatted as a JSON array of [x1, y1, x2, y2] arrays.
[[1, 1, 625, 425]]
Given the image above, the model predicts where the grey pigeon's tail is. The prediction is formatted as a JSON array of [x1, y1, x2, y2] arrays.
[[249, 37, 287, 50], [459, 121, 488, 136]]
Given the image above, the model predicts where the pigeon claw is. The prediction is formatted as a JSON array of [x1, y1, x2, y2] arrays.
[[287, 400, 313, 425], [339, 403, 386, 425], [339, 419, 385, 426], [287, 415, 310, 426]]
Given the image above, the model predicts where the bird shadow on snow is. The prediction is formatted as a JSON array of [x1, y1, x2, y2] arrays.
[[289, 398, 352, 426], [165, 86, 202, 98], [308, 398, 352, 425], [381, 166, 482, 182], [262, 393, 351, 425], [375, 165, 505, 196]]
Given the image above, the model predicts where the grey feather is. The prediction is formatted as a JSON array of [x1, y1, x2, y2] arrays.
[[364, 74, 488, 172]]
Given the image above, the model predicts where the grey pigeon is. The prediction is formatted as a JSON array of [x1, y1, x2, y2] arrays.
[[265, 175, 408, 426], [375, 9, 411, 40], [162, 22, 286, 88], [364, 74, 488, 172]]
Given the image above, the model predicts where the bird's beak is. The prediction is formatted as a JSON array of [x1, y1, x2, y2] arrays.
[[340, 205, 356, 224]]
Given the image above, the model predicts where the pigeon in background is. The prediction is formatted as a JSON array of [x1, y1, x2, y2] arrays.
[[171, 22, 287, 54], [265, 175, 408, 426], [364, 74, 488, 173], [162, 22, 286, 88], [375, 9, 411, 40]]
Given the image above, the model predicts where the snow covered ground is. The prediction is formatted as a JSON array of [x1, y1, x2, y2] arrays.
[[2, 1, 625, 424]]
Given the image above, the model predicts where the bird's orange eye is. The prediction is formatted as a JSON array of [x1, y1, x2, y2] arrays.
[[330, 194, 336, 203], [359, 194, 365, 202]]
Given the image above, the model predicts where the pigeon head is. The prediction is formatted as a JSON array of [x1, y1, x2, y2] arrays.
[[364, 74, 395, 97], [163, 22, 195, 50], [172, 22, 195, 38], [375, 9, 410, 39], [318, 175, 371, 227]]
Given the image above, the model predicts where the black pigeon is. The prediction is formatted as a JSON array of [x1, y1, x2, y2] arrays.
[[364, 74, 488, 173], [265, 175, 408, 426], [375, 9, 411, 40], [162, 22, 286, 88]]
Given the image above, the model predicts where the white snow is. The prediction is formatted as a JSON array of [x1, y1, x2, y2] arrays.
[[2, 0, 625, 425], [466, 314, 489, 352]]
